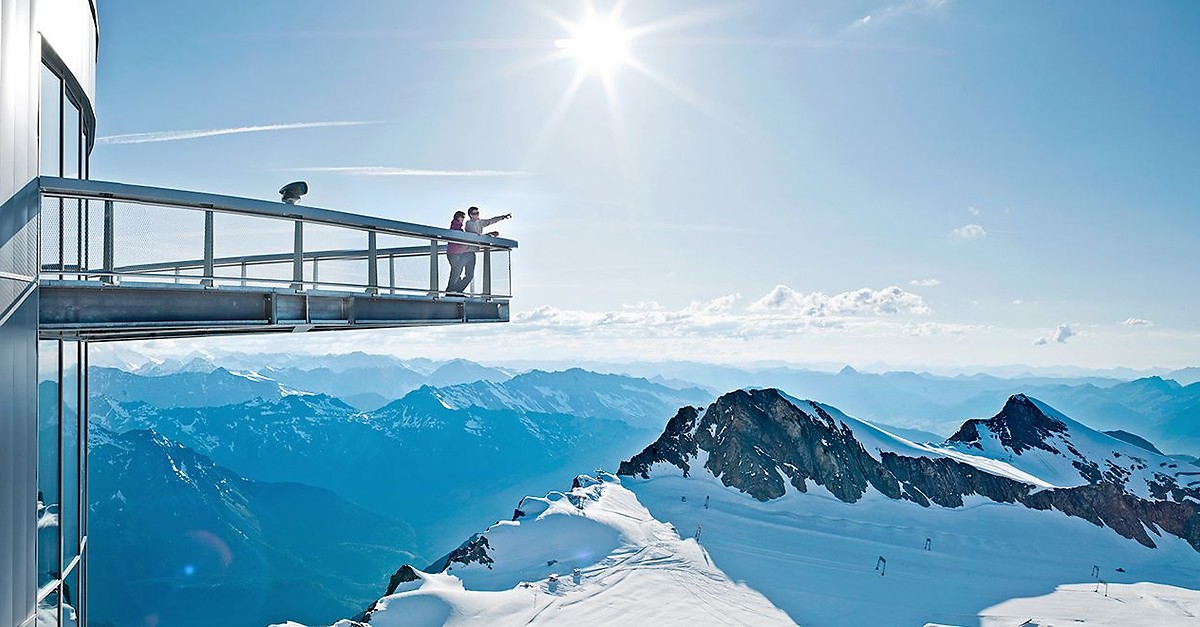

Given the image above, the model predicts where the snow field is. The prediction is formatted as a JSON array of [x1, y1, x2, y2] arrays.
[[979, 582, 1200, 627], [627, 470, 1200, 626]]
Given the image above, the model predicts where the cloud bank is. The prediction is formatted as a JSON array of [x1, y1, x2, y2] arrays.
[[747, 285, 931, 316]]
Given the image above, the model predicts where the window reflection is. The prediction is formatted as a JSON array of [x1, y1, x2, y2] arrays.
[[62, 343, 80, 561], [37, 340, 61, 589], [40, 64, 61, 176], [36, 588, 59, 626]]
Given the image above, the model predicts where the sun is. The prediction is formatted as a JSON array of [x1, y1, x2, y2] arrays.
[[555, 13, 632, 76]]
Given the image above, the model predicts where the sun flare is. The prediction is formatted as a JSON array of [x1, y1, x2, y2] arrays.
[[555, 14, 632, 76]]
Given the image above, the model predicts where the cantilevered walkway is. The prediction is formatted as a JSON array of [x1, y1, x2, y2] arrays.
[[25, 177, 516, 341]]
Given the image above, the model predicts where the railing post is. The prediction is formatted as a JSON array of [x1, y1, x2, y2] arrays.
[[367, 231, 378, 295], [389, 255, 396, 295], [102, 200, 115, 284], [291, 220, 304, 291], [429, 240, 439, 297], [482, 248, 492, 298], [201, 210, 214, 287], [57, 198, 65, 278], [76, 199, 83, 279], [240, 261, 247, 287], [83, 199, 89, 280]]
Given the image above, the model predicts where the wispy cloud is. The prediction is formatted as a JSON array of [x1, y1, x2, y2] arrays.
[[968, 206, 982, 216], [1122, 318, 1153, 327], [910, 278, 940, 287], [949, 224, 986, 240], [850, 0, 951, 30], [97, 121, 375, 145], [285, 167, 529, 177]]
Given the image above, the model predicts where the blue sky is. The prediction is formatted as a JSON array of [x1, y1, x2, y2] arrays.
[[90, 1, 1200, 370]]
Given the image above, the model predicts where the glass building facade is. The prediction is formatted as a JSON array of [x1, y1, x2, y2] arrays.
[[36, 28, 93, 627], [2, 2, 98, 626]]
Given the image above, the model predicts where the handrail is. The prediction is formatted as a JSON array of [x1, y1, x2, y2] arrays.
[[36, 177, 516, 299], [37, 176, 518, 249], [96, 244, 447, 274]]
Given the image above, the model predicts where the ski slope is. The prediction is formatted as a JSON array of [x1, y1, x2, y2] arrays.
[[627, 465, 1200, 626], [979, 582, 1200, 627]]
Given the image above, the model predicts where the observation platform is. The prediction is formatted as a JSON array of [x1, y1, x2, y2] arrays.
[[25, 177, 517, 341]]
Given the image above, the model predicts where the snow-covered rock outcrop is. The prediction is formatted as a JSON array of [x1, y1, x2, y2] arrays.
[[302, 473, 793, 626]]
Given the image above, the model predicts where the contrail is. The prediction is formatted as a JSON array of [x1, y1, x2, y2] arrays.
[[286, 166, 528, 177], [96, 121, 375, 145]]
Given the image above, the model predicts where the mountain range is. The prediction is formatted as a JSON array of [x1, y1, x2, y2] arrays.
[[84, 356, 1200, 626], [325, 390, 1200, 626]]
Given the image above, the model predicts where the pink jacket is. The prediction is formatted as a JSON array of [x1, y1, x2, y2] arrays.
[[447, 217, 468, 254]]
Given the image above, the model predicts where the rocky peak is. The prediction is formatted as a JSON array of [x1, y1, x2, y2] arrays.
[[383, 565, 421, 596], [947, 394, 1067, 454], [621, 390, 1200, 553], [617, 405, 701, 478], [622, 389, 902, 502]]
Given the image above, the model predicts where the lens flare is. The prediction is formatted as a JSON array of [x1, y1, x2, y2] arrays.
[[555, 15, 632, 76]]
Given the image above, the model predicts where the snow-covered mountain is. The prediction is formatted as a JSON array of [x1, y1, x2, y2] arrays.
[[279, 473, 793, 627], [395, 368, 712, 430], [617, 389, 1200, 624], [89, 369, 691, 554], [944, 394, 1199, 501], [326, 389, 1200, 627], [623, 390, 1200, 549], [88, 366, 288, 408]]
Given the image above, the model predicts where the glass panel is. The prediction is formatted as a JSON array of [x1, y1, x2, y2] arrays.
[[63, 567, 80, 627], [38, 340, 61, 589], [36, 586, 59, 626], [78, 551, 87, 627], [79, 345, 91, 627], [62, 342, 81, 563], [40, 65, 61, 176], [63, 96, 80, 179]]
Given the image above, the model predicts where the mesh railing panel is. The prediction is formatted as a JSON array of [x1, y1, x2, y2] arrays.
[[37, 187, 515, 301]]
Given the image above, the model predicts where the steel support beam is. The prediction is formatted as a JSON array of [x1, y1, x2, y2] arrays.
[[37, 281, 508, 341]]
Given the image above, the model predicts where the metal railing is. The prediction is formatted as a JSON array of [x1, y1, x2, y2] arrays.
[[36, 177, 516, 299]]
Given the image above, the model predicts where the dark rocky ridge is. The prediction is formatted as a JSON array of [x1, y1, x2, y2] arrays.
[[619, 388, 1200, 552], [947, 393, 1067, 454], [1105, 429, 1165, 455], [365, 534, 495, 622]]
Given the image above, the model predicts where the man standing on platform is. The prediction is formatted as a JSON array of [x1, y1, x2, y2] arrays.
[[459, 206, 512, 293]]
